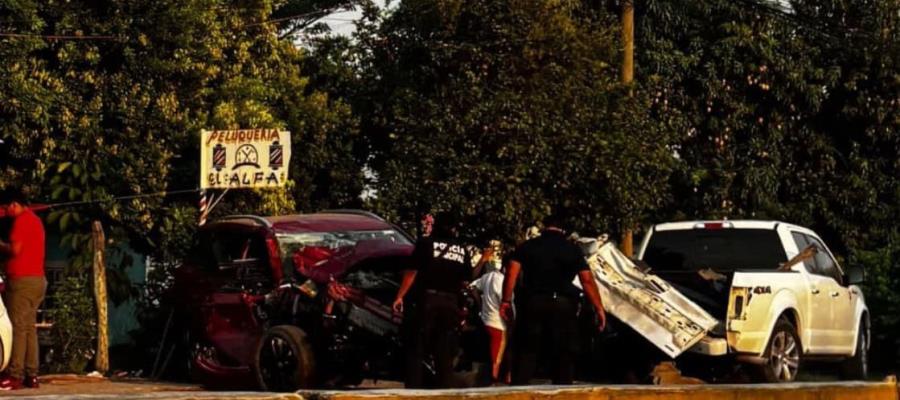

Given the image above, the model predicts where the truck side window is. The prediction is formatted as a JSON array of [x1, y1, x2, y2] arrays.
[[805, 236, 842, 284], [790, 232, 818, 274]]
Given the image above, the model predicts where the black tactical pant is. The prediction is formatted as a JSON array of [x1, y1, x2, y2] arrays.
[[513, 294, 579, 385], [403, 291, 460, 388]]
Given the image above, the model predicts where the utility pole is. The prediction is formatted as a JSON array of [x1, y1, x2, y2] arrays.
[[621, 0, 635, 257], [622, 0, 634, 85]]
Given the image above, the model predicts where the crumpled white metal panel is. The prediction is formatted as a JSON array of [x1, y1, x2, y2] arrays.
[[575, 239, 719, 358]]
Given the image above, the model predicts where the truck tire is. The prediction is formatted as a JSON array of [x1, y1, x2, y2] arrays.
[[840, 320, 868, 380], [756, 318, 801, 383], [253, 325, 315, 391]]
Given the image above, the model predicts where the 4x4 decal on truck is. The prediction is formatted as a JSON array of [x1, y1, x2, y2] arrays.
[[752, 286, 772, 295]]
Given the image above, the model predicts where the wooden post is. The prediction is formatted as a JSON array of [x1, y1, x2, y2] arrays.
[[620, 0, 635, 257], [92, 221, 109, 374]]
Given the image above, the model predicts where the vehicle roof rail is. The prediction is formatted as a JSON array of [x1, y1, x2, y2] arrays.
[[321, 209, 387, 222], [217, 214, 272, 227], [324, 209, 416, 242]]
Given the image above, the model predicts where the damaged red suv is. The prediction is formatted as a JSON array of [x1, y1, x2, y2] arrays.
[[173, 210, 443, 390]]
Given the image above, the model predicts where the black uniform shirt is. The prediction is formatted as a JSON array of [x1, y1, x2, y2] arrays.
[[509, 230, 589, 298], [410, 236, 472, 296]]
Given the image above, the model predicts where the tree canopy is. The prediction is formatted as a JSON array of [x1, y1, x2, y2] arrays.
[[1, 0, 365, 261], [345, 0, 676, 242]]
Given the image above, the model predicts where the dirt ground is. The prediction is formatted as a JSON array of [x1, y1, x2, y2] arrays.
[[3, 374, 202, 396], [2, 375, 403, 398]]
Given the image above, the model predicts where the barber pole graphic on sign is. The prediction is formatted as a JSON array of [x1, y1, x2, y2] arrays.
[[212, 144, 227, 171], [200, 129, 292, 189], [198, 190, 209, 226], [269, 141, 283, 170]]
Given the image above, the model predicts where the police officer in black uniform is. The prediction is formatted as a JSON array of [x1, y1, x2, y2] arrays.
[[500, 214, 607, 385], [393, 213, 472, 388]]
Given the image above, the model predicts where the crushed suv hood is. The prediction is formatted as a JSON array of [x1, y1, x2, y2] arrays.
[[576, 239, 718, 358]]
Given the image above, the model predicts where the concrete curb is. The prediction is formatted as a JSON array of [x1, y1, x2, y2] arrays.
[[298, 381, 898, 400], [7, 380, 897, 400]]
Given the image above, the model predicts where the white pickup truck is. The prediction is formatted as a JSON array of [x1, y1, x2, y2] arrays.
[[580, 220, 869, 383], [636, 220, 870, 382]]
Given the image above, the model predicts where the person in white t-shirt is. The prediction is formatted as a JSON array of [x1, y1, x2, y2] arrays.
[[469, 240, 512, 384]]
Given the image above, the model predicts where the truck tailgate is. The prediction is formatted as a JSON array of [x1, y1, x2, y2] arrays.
[[576, 240, 719, 358]]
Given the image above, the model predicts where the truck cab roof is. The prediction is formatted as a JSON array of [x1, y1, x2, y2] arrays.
[[651, 220, 817, 237]]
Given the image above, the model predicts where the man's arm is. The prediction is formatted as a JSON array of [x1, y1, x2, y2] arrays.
[[392, 269, 417, 313], [395, 238, 430, 313], [499, 260, 521, 321], [577, 270, 606, 331], [471, 247, 493, 279]]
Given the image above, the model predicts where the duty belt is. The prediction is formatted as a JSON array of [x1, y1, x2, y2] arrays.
[[424, 289, 458, 299], [533, 291, 577, 300]]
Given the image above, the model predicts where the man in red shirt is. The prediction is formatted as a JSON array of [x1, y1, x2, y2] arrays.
[[0, 189, 46, 390]]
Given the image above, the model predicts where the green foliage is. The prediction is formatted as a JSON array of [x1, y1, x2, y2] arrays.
[[635, 0, 899, 240], [351, 0, 676, 241], [46, 276, 98, 373], [856, 235, 900, 369], [0, 0, 365, 278], [637, 0, 834, 221]]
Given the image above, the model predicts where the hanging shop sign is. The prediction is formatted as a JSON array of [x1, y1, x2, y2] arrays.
[[200, 129, 291, 189]]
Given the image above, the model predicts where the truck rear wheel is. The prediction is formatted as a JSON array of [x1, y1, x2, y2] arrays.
[[840, 320, 868, 380], [756, 318, 801, 383], [253, 325, 315, 391]]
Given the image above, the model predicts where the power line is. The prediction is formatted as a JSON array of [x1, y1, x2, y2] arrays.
[[0, 33, 118, 41], [0, 8, 357, 40], [28, 188, 202, 212], [242, 10, 332, 28], [320, 17, 359, 22]]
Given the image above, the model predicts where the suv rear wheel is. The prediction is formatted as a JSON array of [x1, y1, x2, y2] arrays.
[[253, 325, 315, 391], [840, 319, 868, 380], [756, 318, 801, 383]]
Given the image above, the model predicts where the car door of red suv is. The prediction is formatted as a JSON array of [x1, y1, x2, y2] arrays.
[[197, 225, 274, 367]]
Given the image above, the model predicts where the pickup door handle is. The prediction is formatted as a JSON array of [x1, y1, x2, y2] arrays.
[[831, 291, 840, 297], [811, 288, 820, 295]]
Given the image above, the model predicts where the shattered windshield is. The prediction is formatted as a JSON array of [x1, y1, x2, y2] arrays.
[[643, 228, 787, 271]]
